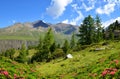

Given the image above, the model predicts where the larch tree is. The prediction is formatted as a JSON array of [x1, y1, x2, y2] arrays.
[[31, 28, 55, 62], [70, 32, 75, 49], [62, 39, 69, 55], [95, 15, 103, 42], [78, 15, 95, 45]]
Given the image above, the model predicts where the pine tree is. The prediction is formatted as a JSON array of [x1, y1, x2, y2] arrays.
[[95, 15, 103, 42], [78, 15, 95, 45], [43, 28, 54, 50], [16, 44, 28, 63], [34, 28, 55, 62], [43, 28, 54, 60], [109, 29, 114, 40], [50, 42, 56, 53], [37, 36, 43, 50], [62, 40, 69, 54], [114, 20, 119, 30], [70, 32, 75, 49], [102, 29, 106, 40]]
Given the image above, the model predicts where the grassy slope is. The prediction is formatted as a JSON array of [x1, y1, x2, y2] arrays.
[[37, 41, 120, 78], [1, 41, 120, 78]]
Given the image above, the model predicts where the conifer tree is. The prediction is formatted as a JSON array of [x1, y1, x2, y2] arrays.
[[78, 15, 95, 45], [17, 44, 28, 63], [62, 40, 69, 54], [37, 36, 43, 50], [50, 42, 56, 53], [109, 29, 114, 40], [70, 32, 75, 49], [33, 28, 55, 62], [95, 15, 103, 42], [42, 28, 54, 60]]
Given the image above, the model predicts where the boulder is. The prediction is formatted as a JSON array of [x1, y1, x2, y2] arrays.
[[67, 54, 73, 58]]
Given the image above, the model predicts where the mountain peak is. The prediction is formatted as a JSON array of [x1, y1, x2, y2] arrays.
[[33, 20, 50, 28]]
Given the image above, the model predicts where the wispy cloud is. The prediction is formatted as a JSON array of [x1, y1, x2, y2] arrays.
[[62, 19, 69, 24], [96, 0, 120, 15], [96, 3, 115, 15], [81, 0, 96, 11], [62, 3, 84, 25], [46, 0, 73, 18]]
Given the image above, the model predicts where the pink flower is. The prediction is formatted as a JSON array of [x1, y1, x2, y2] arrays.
[[1, 71, 9, 76], [113, 68, 117, 72], [110, 71, 115, 75], [102, 70, 107, 76]]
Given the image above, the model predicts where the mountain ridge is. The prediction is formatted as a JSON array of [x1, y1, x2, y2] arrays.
[[0, 20, 79, 35]]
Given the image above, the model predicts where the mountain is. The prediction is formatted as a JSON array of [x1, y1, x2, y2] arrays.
[[33, 20, 50, 28], [0, 20, 78, 41], [52, 23, 78, 34]]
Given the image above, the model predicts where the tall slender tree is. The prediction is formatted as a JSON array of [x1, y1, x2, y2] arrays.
[[17, 44, 28, 63], [62, 39, 69, 54], [34, 28, 55, 62], [70, 32, 75, 49], [95, 15, 103, 42], [78, 15, 95, 45]]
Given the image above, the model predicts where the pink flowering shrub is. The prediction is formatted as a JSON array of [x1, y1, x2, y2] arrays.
[[114, 60, 119, 65], [0, 68, 10, 78], [101, 68, 117, 77], [101, 59, 120, 78]]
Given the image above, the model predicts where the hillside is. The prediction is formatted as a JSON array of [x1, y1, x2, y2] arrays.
[[1, 41, 120, 78]]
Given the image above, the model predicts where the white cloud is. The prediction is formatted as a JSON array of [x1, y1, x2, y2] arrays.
[[62, 19, 69, 24], [71, 4, 79, 10], [62, 3, 84, 25], [82, 0, 96, 11], [104, 0, 120, 4], [82, 3, 94, 11], [70, 11, 84, 25], [62, 10, 84, 25], [46, 0, 73, 18], [96, 3, 115, 15], [103, 17, 120, 27]]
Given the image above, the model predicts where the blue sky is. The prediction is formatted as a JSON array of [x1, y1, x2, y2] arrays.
[[0, 0, 120, 28]]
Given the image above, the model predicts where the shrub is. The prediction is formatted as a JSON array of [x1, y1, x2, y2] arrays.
[[52, 49, 65, 59]]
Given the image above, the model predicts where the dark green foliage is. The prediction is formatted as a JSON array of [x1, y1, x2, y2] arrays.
[[16, 44, 28, 63], [108, 20, 120, 31], [52, 49, 64, 59], [31, 28, 55, 62], [109, 30, 114, 40], [62, 40, 69, 54], [78, 15, 95, 45], [28, 45, 37, 50], [50, 42, 56, 53], [102, 29, 106, 40], [77, 15, 103, 45], [42, 28, 54, 61], [43, 28, 54, 50], [95, 15, 103, 42], [70, 32, 75, 49], [106, 20, 120, 40], [2, 48, 15, 60], [37, 36, 43, 50]]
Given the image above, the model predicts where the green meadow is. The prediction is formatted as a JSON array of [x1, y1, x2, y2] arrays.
[[1, 41, 120, 79]]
